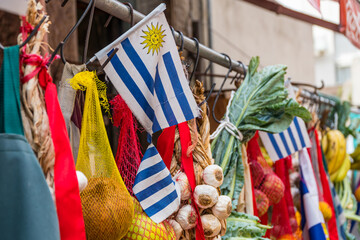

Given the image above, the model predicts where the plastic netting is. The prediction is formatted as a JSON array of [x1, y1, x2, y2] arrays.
[[123, 197, 176, 240], [271, 157, 297, 240], [247, 133, 285, 207], [110, 94, 141, 197], [70, 71, 134, 240]]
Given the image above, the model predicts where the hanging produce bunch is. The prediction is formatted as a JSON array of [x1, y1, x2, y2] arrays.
[[211, 56, 311, 210], [165, 80, 230, 240]]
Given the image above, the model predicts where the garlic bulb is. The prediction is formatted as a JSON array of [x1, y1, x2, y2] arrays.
[[168, 219, 183, 240], [194, 185, 219, 208], [176, 205, 197, 230], [76, 171, 88, 192], [212, 195, 232, 219], [175, 172, 191, 200], [201, 214, 221, 238], [203, 165, 223, 188]]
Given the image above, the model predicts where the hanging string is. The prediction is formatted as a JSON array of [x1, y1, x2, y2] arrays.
[[210, 91, 243, 141]]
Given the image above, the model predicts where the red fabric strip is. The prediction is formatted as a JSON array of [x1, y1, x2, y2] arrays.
[[178, 122, 205, 240], [157, 125, 176, 170], [314, 130, 339, 240], [27, 57, 87, 240]]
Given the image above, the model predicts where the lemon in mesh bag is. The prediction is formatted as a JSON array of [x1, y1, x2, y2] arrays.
[[70, 71, 134, 240], [124, 197, 176, 240]]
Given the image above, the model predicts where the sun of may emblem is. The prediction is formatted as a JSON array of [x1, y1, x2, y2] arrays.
[[141, 23, 166, 55]]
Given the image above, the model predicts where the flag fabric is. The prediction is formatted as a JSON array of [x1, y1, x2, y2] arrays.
[[259, 117, 311, 161], [299, 149, 327, 240], [329, 181, 347, 240], [308, 0, 321, 13], [95, 4, 199, 223]]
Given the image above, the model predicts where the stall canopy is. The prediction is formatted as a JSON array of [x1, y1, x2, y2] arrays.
[[243, 0, 360, 50]]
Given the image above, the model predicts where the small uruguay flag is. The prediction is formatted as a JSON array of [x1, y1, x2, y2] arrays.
[[259, 117, 311, 161], [299, 149, 327, 240], [94, 4, 198, 223]]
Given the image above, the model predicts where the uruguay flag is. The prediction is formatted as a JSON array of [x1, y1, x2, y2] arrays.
[[94, 4, 199, 223], [259, 117, 311, 161], [299, 149, 327, 240]]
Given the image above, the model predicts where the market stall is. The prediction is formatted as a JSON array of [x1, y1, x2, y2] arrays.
[[1, 1, 360, 240]]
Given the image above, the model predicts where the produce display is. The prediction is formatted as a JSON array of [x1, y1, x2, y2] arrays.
[[6, 6, 360, 239]]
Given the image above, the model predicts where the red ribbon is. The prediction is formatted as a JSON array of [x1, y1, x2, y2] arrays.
[[158, 122, 205, 240], [20, 53, 56, 84], [20, 53, 86, 240]]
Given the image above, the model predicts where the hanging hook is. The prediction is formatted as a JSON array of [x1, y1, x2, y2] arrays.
[[47, 0, 95, 66], [104, 2, 134, 28], [176, 31, 184, 53], [82, 0, 96, 63], [189, 37, 200, 82], [124, 2, 135, 27], [212, 53, 232, 124]]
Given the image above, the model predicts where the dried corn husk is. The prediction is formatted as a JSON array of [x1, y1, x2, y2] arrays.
[[18, 0, 55, 197]]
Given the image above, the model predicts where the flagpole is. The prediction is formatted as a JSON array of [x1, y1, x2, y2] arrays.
[[81, 0, 246, 75]]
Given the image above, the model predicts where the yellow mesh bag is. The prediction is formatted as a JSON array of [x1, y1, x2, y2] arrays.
[[124, 197, 176, 240], [70, 71, 134, 240]]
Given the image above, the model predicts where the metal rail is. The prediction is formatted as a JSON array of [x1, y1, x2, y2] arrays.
[[80, 0, 246, 74]]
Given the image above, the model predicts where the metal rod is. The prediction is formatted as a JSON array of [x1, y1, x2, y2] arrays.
[[80, 0, 246, 74]]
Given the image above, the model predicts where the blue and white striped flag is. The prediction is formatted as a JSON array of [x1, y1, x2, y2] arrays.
[[95, 4, 198, 223], [299, 149, 327, 240], [259, 117, 311, 161]]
